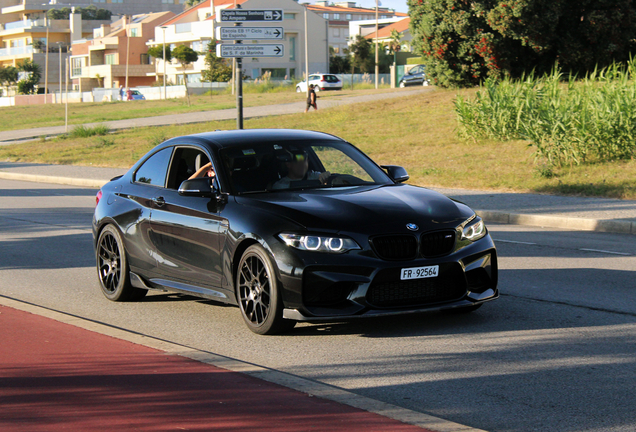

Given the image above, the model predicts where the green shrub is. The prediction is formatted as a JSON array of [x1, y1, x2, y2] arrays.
[[455, 61, 636, 166], [70, 124, 111, 138]]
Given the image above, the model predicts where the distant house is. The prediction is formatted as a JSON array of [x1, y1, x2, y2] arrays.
[[147, 0, 328, 84], [0, 0, 184, 94], [306, 1, 406, 56], [363, 17, 411, 52], [70, 12, 175, 92]]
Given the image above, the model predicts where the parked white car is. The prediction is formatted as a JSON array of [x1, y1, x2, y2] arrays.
[[296, 74, 342, 93]]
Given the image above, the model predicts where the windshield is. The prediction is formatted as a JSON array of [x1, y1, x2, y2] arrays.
[[219, 140, 393, 194]]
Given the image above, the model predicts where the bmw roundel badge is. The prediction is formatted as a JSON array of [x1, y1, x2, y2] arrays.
[[406, 223, 419, 231]]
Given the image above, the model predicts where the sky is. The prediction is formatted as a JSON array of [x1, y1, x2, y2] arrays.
[[305, 0, 409, 14]]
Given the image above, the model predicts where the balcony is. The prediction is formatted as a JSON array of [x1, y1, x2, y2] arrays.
[[0, 45, 33, 58]]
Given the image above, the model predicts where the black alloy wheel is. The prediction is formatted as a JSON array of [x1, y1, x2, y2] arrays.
[[96, 225, 146, 301], [237, 245, 295, 335]]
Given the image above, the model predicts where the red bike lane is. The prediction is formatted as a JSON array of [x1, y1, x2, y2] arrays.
[[0, 305, 432, 431]]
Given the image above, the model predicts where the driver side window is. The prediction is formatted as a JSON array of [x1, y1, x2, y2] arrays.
[[167, 147, 213, 190]]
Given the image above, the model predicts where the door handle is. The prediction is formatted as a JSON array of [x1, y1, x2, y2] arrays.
[[152, 196, 166, 207]]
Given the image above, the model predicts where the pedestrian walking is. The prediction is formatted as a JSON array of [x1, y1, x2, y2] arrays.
[[305, 84, 318, 113], [119, 86, 124, 101]]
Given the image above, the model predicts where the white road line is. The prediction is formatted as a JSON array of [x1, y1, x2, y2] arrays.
[[493, 239, 537, 245], [579, 248, 631, 256]]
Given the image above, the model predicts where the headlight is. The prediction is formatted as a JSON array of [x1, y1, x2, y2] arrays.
[[278, 233, 360, 253], [461, 217, 487, 241]]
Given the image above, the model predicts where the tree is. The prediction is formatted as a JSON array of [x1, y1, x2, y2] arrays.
[[147, 45, 172, 62], [408, 0, 636, 87], [349, 35, 373, 74], [201, 41, 233, 83], [184, 0, 203, 8], [171, 45, 199, 106], [0, 65, 19, 96], [329, 46, 350, 74], [17, 59, 42, 95], [47, 6, 112, 20]]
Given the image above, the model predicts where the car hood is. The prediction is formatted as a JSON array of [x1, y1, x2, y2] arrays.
[[235, 184, 474, 233]]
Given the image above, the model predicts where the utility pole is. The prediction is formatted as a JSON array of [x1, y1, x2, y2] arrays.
[[375, 0, 379, 89]]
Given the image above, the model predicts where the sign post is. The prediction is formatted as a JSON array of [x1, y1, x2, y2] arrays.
[[216, 7, 285, 130]]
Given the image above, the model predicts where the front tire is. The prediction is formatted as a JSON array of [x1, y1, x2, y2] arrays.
[[236, 245, 295, 335], [399, 81, 406, 88], [296, 86, 302, 93], [96, 224, 147, 301]]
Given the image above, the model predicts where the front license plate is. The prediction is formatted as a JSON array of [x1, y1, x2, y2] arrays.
[[400, 265, 439, 280]]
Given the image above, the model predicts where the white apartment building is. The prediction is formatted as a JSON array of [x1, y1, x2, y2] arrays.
[[148, 0, 328, 83]]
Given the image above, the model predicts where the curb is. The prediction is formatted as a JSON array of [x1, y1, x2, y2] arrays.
[[2, 171, 634, 236], [477, 210, 636, 235], [0, 295, 487, 432], [0, 171, 106, 189]]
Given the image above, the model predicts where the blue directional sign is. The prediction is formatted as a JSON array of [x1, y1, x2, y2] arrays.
[[216, 27, 284, 41], [216, 44, 284, 58], [218, 9, 283, 23]]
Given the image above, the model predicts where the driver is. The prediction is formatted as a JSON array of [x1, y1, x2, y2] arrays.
[[271, 149, 330, 190]]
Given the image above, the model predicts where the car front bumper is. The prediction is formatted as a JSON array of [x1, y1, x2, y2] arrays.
[[273, 235, 498, 322]]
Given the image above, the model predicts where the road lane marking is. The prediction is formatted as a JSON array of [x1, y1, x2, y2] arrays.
[[493, 239, 537, 245], [579, 248, 631, 256]]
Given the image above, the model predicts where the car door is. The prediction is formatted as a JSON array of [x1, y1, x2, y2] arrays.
[[124, 146, 174, 277], [148, 145, 227, 292]]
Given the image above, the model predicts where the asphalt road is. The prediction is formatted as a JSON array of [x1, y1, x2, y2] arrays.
[[1, 178, 635, 432]]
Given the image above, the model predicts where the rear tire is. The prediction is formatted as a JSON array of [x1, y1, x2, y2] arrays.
[[236, 245, 295, 335], [96, 225, 147, 301]]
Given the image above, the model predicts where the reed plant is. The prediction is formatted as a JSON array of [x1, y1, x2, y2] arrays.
[[455, 60, 636, 166]]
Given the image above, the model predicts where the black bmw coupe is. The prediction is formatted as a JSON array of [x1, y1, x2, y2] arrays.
[[93, 129, 498, 334]]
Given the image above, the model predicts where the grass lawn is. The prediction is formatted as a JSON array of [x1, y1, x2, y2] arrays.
[[0, 85, 394, 132], [1, 87, 634, 199]]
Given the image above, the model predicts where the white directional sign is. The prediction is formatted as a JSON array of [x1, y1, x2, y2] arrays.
[[218, 9, 283, 23], [216, 27, 284, 41], [217, 44, 284, 58]]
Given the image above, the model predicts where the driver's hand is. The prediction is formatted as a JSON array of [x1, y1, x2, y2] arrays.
[[319, 171, 331, 184]]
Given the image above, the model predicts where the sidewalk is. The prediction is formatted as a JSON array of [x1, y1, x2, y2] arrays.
[[1, 161, 635, 235], [0, 297, 478, 432]]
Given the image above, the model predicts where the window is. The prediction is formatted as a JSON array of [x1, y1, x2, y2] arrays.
[[162, 0, 171, 3], [333, 13, 340, 19], [105, 53, 116, 65], [167, 147, 212, 190], [134, 148, 173, 187], [129, 28, 139, 37], [192, 40, 203, 51], [323, 13, 329, 19], [71, 57, 82, 76], [289, 36, 296, 61], [140, 53, 150, 65], [346, 14, 351, 20], [333, 28, 340, 37], [284, 13, 295, 20]]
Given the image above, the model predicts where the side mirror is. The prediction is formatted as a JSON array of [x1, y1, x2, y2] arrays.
[[178, 177, 215, 198], [382, 165, 409, 183]]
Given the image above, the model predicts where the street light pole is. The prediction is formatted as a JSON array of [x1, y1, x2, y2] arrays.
[[375, 0, 378, 89], [161, 25, 167, 100], [57, 42, 62, 103], [44, 16, 49, 103], [125, 16, 130, 94]]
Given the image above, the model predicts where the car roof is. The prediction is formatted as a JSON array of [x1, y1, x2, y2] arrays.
[[161, 129, 345, 150]]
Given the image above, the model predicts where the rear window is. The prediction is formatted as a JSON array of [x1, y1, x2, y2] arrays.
[[323, 75, 339, 83]]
